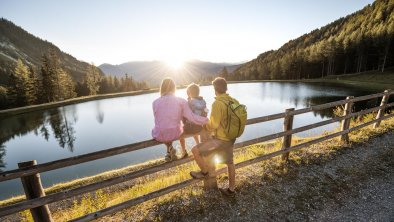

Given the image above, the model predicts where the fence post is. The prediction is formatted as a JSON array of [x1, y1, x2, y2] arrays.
[[18, 160, 53, 222], [373, 89, 390, 129], [281, 108, 295, 161], [340, 96, 354, 143], [203, 153, 218, 190]]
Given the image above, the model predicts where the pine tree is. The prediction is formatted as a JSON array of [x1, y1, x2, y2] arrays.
[[0, 86, 7, 108], [7, 59, 36, 106], [122, 73, 135, 92], [85, 63, 102, 95], [114, 76, 120, 92], [40, 54, 54, 102], [219, 67, 229, 79], [26, 65, 38, 104], [40, 49, 76, 102], [58, 69, 76, 99]]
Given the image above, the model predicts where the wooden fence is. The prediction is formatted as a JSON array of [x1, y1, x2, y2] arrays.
[[0, 89, 393, 221]]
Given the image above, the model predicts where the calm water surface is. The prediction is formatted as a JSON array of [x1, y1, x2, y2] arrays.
[[0, 82, 380, 199]]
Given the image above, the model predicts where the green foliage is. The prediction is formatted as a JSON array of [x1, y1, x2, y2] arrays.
[[0, 85, 8, 108], [39, 49, 76, 102], [7, 59, 37, 106], [333, 105, 345, 117], [232, 0, 394, 81], [219, 67, 229, 79], [120, 73, 135, 92], [85, 63, 102, 95]]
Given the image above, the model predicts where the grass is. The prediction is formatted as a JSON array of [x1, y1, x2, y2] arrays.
[[228, 69, 394, 92], [321, 69, 394, 91], [6, 109, 394, 221], [0, 159, 168, 207]]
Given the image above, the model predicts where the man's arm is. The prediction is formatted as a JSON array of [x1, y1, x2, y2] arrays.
[[206, 100, 223, 132]]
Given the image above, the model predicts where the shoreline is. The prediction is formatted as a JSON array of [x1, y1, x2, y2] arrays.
[[0, 88, 159, 119], [1, 76, 390, 119]]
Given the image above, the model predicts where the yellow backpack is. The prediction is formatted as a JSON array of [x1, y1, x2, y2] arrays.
[[218, 98, 247, 140]]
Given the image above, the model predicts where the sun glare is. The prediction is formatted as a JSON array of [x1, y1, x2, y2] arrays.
[[165, 59, 185, 69], [164, 58, 185, 70]]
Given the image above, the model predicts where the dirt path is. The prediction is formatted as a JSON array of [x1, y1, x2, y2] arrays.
[[310, 134, 394, 222], [131, 131, 394, 222]]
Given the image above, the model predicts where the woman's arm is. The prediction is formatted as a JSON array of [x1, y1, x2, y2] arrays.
[[182, 99, 208, 125]]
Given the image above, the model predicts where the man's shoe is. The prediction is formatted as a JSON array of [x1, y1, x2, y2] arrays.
[[190, 171, 209, 179], [219, 188, 236, 196]]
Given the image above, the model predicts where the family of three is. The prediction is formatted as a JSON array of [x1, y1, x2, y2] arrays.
[[152, 77, 247, 195]]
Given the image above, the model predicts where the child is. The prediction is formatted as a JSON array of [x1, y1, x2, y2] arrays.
[[179, 83, 208, 158]]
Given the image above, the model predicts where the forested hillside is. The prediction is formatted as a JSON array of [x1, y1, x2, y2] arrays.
[[0, 18, 102, 84], [232, 0, 394, 80], [0, 18, 148, 109]]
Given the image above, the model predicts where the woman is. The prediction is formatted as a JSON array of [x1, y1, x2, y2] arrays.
[[152, 78, 208, 161]]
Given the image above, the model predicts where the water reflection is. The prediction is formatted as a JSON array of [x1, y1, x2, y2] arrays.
[[0, 106, 78, 160], [257, 82, 380, 119], [0, 144, 5, 172], [96, 101, 104, 124], [47, 108, 77, 151], [0, 81, 386, 199]]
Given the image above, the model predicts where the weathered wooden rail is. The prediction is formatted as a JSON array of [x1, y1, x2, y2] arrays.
[[0, 89, 393, 221]]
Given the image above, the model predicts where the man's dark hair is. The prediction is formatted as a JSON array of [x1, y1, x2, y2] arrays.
[[212, 77, 227, 94]]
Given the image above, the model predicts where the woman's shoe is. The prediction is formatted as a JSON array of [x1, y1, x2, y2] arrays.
[[165, 152, 172, 161], [180, 151, 189, 159], [165, 145, 177, 161], [170, 146, 177, 160]]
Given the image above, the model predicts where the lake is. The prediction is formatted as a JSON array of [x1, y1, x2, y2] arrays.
[[0, 81, 381, 199]]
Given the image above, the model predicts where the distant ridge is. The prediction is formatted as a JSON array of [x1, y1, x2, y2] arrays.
[[99, 60, 242, 85]]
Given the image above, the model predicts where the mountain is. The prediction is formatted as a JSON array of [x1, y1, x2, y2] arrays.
[[99, 60, 242, 86], [232, 0, 394, 80], [0, 18, 102, 86]]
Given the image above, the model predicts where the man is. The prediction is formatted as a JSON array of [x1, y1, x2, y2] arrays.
[[190, 77, 238, 195]]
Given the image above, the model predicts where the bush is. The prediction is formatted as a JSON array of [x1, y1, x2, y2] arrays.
[[0, 86, 7, 109]]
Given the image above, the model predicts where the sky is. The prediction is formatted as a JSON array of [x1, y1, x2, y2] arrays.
[[0, 0, 374, 65]]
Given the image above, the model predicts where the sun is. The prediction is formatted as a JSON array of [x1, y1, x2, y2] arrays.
[[164, 57, 185, 70]]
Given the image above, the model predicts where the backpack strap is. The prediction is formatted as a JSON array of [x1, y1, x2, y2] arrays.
[[215, 98, 232, 129], [216, 98, 233, 107]]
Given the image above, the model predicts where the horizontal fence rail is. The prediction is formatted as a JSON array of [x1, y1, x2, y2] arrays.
[[0, 89, 393, 221], [71, 112, 394, 222], [1, 91, 393, 183]]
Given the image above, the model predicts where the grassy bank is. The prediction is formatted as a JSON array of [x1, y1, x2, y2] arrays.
[[0, 88, 159, 119], [1, 110, 393, 221], [321, 69, 394, 91], [229, 69, 394, 92]]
